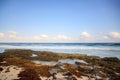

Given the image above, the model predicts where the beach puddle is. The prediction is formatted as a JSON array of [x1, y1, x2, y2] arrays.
[[32, 60, 58, 66], [31, 53, 38, 57], [58, 59, 87, 65], [33, 59, 87, 66]]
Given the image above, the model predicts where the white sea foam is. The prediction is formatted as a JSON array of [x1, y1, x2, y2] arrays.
[[0, 45, 120, 51], [0, 43, 120, 58]]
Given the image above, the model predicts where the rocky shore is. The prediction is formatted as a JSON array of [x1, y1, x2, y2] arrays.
[[0, 49, 120, 80]]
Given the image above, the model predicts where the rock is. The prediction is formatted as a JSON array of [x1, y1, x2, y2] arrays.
[[105, 70, 120, 80], [0, 67, 3, 71], [55, 62, 64, 67], [80, 72, 92, 78], [74, 59, 88, 65], [102, 57, 119, 62], [49, 68, 65, 74]]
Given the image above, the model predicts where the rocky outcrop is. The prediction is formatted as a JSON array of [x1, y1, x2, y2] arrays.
[[0, 49, 120, 80]]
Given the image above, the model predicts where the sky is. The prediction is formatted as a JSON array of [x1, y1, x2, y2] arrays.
[[0, 0, 120, 42]]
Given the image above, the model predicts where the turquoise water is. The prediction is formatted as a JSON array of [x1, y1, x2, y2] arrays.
[[0, 43, 120, 58]]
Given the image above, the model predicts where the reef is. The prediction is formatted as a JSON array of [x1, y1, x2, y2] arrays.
[[0, 49, 120, 80]]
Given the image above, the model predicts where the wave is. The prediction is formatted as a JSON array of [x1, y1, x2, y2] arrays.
[[0, 43, 120, 46], [0, 43, 120, 58], [0, 44, 120, 51]]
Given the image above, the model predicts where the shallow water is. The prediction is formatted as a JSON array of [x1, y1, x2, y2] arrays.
[[58, 59, 87, 65], [31, 54, 38, 57], [33, 59, 87, 65], [32, 60, 58, 65]]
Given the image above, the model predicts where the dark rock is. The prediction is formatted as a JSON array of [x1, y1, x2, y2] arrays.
[[105, 69, 120, 80], [74, 59, 88, 65], [55, 62, 63, 67], [102, 57, 119, 62], [0, 67, 3, 71], [114, 67, 120, 73]]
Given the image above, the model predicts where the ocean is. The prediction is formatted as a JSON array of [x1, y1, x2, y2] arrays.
[[0, 43, 120, 58]]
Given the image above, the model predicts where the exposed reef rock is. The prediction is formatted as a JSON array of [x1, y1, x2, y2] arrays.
[[0, 49, 120, 80]]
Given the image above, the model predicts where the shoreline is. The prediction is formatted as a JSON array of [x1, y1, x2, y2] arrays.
[[0, 42, 120, 59], [0, 49, 120, 80]]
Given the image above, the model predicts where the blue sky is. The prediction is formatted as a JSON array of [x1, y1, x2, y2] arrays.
[[0, 0, 120, 42]]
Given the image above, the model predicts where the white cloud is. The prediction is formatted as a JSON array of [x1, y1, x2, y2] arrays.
[[54, 35, 71, 41], [33, 34, 49, 41], [8, 31, 17, 35], [81, 32, 91, 38], [7, 31, 25, 41], [8, 34, 17, 39], [103, 36, 109, 40], [80, 32, 93, 41], [109, 32, 120, 39], [0, 33, 4, 39], [41, 34, 48, 38], [33, 34, 71, 41], [33, 36, 41, 40], [1, 31, 120, 42], [8, 31, 17, 39], [101, 32, 120, 42]]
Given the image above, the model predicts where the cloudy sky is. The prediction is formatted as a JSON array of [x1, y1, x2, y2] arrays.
[[0, 0, 120, 42]]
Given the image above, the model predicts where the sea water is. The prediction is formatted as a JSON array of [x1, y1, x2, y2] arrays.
[[0, 43, 120, 58]]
